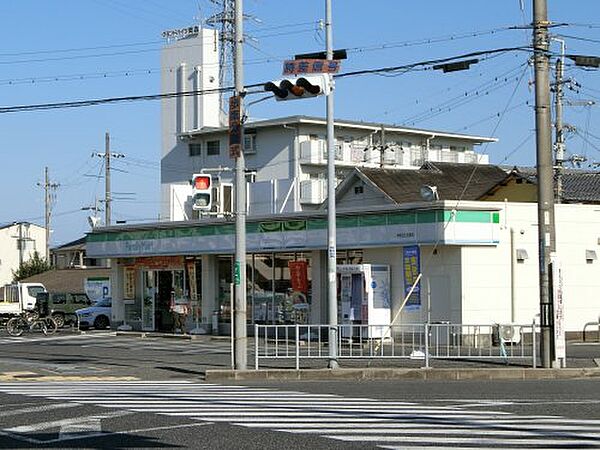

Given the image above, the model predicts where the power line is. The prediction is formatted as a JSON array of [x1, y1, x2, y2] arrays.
[[0, 46, 534, 115]]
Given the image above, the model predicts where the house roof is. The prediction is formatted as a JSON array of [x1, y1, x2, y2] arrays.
[[500, 166, 600, 203], [180, 115, 496, 144], [52, 237, 86, 252], [337, 162, 510, 205]]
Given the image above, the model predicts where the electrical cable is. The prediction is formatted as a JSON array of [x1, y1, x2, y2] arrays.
[[0, 46, 534, 114]]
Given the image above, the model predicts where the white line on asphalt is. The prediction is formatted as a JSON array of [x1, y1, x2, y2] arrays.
[[287, 427, 600, 439], [58, 417, 101, 441], [45, 422, 213, 444], [5, 410, 131, 433], [326, 434, 600, 445], [0, 403, 78, 418]]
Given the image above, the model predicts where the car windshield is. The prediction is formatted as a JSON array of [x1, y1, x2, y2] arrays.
[[95, 298, 111, 308], [28, 286, 45, 298]]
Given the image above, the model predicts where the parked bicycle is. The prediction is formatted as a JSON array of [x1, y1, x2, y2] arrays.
[[6, 311, 58, 337]]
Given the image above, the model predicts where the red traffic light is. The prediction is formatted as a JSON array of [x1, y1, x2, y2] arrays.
[[194, 175, 211, 190]]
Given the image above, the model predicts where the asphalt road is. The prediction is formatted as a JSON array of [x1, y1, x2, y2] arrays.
[[0, 330, 599, 449]]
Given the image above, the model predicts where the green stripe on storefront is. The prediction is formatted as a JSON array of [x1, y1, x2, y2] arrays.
[[87, 209, 498, 243]]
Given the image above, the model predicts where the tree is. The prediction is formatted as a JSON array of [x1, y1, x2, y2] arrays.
[[12, 251, 52, 282]]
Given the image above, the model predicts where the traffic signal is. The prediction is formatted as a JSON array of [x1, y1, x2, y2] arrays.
[[264, 75, 332, 101], [192, 173, 212, 211]]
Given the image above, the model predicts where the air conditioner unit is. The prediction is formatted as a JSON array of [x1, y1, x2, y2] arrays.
[[494, 324, 522, 345]]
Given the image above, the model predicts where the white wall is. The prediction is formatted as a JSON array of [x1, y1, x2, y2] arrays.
[[160, 29, 221, 220], [0, 223, 46, 285], [459, 202, 600, 332]]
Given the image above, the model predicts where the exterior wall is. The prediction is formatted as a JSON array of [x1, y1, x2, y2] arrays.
[[160, 29, 221, 220], [361, 245, 462, 326], [0, 223, 46, 286], [337, 178, 395, 211], [460, 202, 600, 332], [481, 178, 537, 202]]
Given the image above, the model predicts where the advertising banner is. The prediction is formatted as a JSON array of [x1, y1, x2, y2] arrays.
[[403, 245, 421, 309], [288, 260, 309, 294], [551, 254, 566, 367]]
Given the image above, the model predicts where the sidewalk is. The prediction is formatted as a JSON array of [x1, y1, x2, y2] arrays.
[[205, 367, 600, 382]]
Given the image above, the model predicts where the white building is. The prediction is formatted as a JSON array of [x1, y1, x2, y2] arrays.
[[159, 27, 496, 222], [0, 222, 47, 285]]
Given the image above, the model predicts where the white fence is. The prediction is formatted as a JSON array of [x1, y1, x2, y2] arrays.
[[254, 322, 538, 370]]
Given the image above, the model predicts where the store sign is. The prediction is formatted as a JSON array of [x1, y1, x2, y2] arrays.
[[403, 246, 421, 309], [134, 256, 184, 269], [162, 25, 199, 40]]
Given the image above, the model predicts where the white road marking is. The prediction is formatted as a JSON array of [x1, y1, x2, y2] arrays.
[[1, 381, 600, 449]]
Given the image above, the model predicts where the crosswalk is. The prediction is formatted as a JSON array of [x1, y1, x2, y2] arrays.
[[0, 381, 599, 448], [0, 332, 231, 354]]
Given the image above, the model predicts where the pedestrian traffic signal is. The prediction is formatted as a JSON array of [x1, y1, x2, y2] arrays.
[[264, 75, 332, 101], [192, 173, 212, 211]]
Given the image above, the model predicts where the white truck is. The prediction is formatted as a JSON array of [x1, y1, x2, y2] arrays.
[[0, 282, 47, 319]]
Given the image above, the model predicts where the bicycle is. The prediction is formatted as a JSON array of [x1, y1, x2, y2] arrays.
[[6, 311, 58, 337]]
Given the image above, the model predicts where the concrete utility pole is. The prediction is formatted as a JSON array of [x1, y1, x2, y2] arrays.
[[93, 132, 124, 227], [105, 132, 111, 226], [233, 0, 248, 370], [325, 0, 339, 370], [532, 0, 556, 368], [554, 41, 565, 203], [37, 167, 59, 262]]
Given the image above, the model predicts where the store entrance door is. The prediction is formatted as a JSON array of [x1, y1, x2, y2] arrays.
[[156, 271, 174, 332]]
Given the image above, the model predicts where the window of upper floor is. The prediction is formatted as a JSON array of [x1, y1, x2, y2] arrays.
[[207, 140, 221, 156], [189, 143, 202, 157]]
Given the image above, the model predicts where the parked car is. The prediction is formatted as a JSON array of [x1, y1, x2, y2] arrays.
[[35, 292, 93, 328], [75, 297, 112, 329]]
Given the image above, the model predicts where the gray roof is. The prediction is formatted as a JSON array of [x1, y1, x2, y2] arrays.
[[340, 162, 509, 204], [180, 115, 496, 143]]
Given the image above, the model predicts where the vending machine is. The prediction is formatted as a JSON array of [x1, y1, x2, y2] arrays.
[[337, 264, 391, 338]]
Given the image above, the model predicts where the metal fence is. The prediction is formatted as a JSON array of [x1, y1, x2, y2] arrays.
[[254, 322, 538, 370]]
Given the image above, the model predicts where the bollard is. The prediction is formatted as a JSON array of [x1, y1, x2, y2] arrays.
[[295, 324, 300, 370], [254, 324, 259, 370]]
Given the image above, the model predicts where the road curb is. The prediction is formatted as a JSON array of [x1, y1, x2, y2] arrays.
[[204, 367, 600, 382]]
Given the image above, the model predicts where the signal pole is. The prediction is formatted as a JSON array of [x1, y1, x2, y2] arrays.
[[233, 0, 248, 370], [325, 0, 339, 370], [532, 0, 556, 368]]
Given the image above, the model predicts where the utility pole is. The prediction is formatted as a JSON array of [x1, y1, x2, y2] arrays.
[[532, 0, 556, 368], [233, 0, 247, 370], [93, 132, 124, 227], [379, 124, 386, 168], [105, 132, 111, 226], [554, 40, 566, 203], [37, 167, 59, 262], [325, 0, 339, 370]]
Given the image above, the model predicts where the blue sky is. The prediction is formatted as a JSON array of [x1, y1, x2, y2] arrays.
[[0, 1, 599, 246]]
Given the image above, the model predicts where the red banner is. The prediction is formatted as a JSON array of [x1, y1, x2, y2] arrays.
[[288, 260, 309, 294]]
